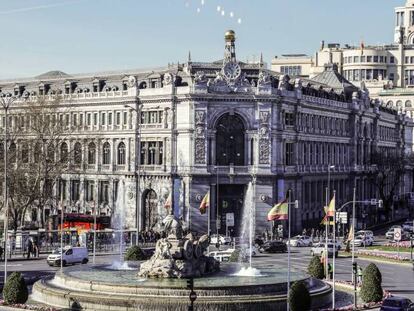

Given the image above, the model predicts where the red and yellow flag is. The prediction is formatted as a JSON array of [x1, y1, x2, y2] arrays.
[[267, 199, 288, 221], [164, 193, 172, 209], [321, 195, 335, 225], [199, 192, 209, 215]]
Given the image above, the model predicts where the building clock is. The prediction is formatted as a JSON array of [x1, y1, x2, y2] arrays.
[[223, 62, 241, 81]]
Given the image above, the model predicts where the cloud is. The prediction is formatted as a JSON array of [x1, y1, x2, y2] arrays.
[[0, 0, 84, 15]]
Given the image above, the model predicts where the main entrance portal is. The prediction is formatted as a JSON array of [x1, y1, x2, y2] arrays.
[[216, 184, 245, 237]]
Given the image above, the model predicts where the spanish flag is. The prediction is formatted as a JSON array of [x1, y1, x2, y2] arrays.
[[199, 192, 209, 215], [267, 199, 288, 221], [321, 195, 335, 225], [164, 193, 172, 209], [360, 41, 365, 56]]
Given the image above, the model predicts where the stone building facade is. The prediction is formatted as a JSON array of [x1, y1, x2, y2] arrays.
[[0, 30, 411, 235]]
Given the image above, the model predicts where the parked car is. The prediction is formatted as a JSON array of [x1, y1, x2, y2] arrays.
[[210, 234, 232, 245], [259, 240, 287, 253], [310, 243, 338, 257], [380, 296, 414, 311], [356, 230, 375, 241], [288, 235, 313, 247], [47, 246, 89, 267], [351, 235, 374, 247], [386, 226, 403, 240], [327, 239, 342, 250], [208, 250, 234, 262], [402, 221, 414, 233]]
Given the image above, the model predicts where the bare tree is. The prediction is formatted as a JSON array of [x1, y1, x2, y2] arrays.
[[0, 96, 75, 231], [369, 149, 413, 218]]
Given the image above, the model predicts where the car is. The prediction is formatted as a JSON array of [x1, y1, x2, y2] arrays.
[[47, 246, 89, 267], [288, 235, 313, 247], [352, 235, 373, 247], [386, 226, 403, 240], [238, 244, 258, 256], [208, 250, 235, 262], [327, 239, 342, 250], [310, 243, 338, 257], [380, 296, 414, 311], [259, 240, 287, 253], [356, 230, 375, 241], [210, 234, 232, 245], [402, 221, 414, 233]]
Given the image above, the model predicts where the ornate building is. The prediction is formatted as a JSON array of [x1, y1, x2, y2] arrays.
[[0, 30, 411, 235]]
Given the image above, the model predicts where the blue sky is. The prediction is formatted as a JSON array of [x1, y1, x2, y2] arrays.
[[0, 0, 402, 79]]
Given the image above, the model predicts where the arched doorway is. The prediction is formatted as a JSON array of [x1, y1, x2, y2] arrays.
[[215, 113, 245, 166], [142, 189, 158, 231]]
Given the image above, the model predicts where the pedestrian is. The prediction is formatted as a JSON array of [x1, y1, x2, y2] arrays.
[[328, 263, 333, 280], [357, 266, 363, 285], [25, 238, 33, 259]]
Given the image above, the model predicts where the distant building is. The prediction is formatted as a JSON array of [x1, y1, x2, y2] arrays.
[[0, 30, 411, 236]]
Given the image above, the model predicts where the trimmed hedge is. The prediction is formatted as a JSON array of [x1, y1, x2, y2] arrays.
[[307, 256, 325, 279], [289, 281, 311, 311], [124, 245, 146, 261], [3, 272, 28, 304], [360, 263, 383, 303]]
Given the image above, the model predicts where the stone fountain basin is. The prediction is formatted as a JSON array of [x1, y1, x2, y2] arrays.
[[31, 263, 332, 311]]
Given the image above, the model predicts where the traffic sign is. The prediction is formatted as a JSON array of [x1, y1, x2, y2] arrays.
[[394, 228, 402, 242], [226, 213, 234, 227]]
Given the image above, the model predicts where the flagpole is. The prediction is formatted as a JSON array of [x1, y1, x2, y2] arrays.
[[287, 189, 292, 311], [216, 167, 219, 238], [332, 190, 336, 309], [351, 187, 356, 280]]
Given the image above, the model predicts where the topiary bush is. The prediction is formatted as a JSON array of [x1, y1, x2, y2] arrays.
[[289, 281, 311, 311], [3, 272, 28, 304], [360, 263, 383, 303], [307, 256, 325, 279], [124, 245, 146, 261]]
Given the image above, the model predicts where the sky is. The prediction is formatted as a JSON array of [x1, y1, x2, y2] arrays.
[[0, 0, 404, 79]]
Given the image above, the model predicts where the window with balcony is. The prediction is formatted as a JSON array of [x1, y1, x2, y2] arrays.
[[71, 180, 80, 202], [85, 180, 95, 202], [141, 111, 163, 124], [102, 142, 111, 165], [140, 141, 163, 165], [88, 142, 96, 165], [117, 142, 126, 165], [74, 142, 82, 164], [99, 181, 110, 204]]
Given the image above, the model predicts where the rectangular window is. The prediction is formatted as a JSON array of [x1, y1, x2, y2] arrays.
[[116, 112, 121, 125], [73, 114, 78, 126], [353, 56, 359, 63], [379, 56, 384, 63], [85, 181, 95, 202], [373, 56, 379, 63], [389, 73, 395, 81], [406, 56, 410, 64], [71, 180, 80, 202], [361, 56, 366, 62], [87, 113, 91, 126], [390, 56, 395, 63], [123, 111, 127, 125], [367, 56, 372, 62], [94, 113, 98, 126], [59, 180, 67, 200], [102, 113, 106, 126], [99, 181, 110, 204], [285, 142, 294, 166], [108, 113, 112, 125], [80, 114, 84, 126], [284, 112, 295, 126]]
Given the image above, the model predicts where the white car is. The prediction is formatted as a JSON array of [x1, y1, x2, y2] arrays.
[[208, 250, 234, 262], [352, 235, 373, 247], [47, 246, 89, 266], [386, 226, 403, 240], [210, 234, 232, 245], [356, 230, 375, 241], [327, 239, 342, 250], [310, 243, 338, 257], [289, 235, 313, 247]]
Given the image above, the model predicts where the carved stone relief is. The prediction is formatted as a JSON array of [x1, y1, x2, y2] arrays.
[[258, 111, 271, 164], [194, 110, 207, 165]]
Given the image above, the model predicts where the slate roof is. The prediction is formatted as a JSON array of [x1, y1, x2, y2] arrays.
[[312, 63, 358, 95]]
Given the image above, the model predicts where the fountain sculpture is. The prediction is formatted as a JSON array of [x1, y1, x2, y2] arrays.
[[138, 214, 219, 278]]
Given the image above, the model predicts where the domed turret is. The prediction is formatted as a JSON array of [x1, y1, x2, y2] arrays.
[[225, 30, 236, 42]]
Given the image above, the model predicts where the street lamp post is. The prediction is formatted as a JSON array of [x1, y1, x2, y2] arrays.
[[324, 165, 335, 280], [124, 102, 142, 245], [1, 92, 25, 284]]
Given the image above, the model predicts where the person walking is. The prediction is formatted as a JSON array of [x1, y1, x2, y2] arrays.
[[25, 238, 33, 259], [357, 265, 363, 285]]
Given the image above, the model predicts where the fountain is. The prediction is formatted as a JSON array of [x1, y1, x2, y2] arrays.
[[31, 194, 332, 310]]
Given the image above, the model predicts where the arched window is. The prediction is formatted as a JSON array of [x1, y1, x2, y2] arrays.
[[396, 100, 403, 108], [406, 100, 412, 108], [215, 113, 245, 166], [88, 142, 96, 165], [60, 142, 68, 163], [117, 142, 126, 165], [74, 142, 82, 164], [34, 143, 41, 163], [47, 144, 54, 163], [0, 143, 3, 162], [102, 142, 111, 165], [9, 142, 16, 163], [21, 142, 29, 164]]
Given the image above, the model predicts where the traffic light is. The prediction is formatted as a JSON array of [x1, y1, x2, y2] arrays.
[[186, 278, 194, 290]]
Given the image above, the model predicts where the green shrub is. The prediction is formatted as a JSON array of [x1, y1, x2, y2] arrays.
[[360, 263, 383, 303], [124, 245, 146, 261], [289, 281, 311, 311], [3, 272, 28, 304], [307, 256, 325, 279]]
